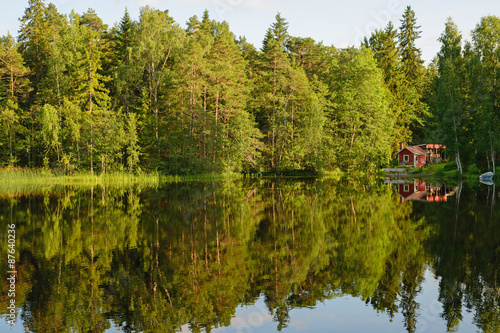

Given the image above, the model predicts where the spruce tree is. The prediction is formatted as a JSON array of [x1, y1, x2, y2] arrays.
[[399, 6, 424, 86], [113, 8, 138, 114], [398, 6, 428, 143], [18, 0, 48, 101], [71, 11, 111, 173]]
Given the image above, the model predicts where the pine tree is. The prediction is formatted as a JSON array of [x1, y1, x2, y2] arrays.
[[171, 14, 212, 173], [205, 21, 261, 172], [258, 23, 294, 171], [0, 34, 31, 166], [38, 5, 68, 106], [0, 34, 31, 102]]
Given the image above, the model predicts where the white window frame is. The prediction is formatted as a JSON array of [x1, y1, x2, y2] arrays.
[[404, 184, 410, 192], [403, 154, 409, 163]]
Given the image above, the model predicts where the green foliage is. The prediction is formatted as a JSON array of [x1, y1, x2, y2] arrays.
[[327, 47, 393, 172], [0, 34, 31, 102], [39, 104, 61, 163], [427, 15, 500, 175], [443, 160, 458, 171], [10, 2, 498, 177]]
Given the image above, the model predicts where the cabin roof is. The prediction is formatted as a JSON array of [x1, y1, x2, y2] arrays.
[[397, 146, 427, 156], [417, 144, 446, 149]]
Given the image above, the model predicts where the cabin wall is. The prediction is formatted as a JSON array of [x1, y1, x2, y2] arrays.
[[398, 149, 414, 165], [416, 154, 426, 168]]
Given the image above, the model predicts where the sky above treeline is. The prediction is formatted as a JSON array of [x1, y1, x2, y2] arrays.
[[1, 0, 500, 63]]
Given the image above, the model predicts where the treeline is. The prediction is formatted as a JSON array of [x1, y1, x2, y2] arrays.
[[0, 1, 497, 174], [0, 1, 427, 174], [427, 17, 500, 174]]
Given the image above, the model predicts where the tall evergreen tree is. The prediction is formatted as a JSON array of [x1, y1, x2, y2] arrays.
[[206, 21, 261, 172], [70, 11, 111, 173], [398, 6, 428, 142], [399, 6, 424, 86], [18, 0, 48, 101], [112, 8, 138, 114], [258, 17, 296, 171]]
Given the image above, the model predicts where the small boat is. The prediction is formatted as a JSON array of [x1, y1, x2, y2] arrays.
[[479, 171, 494, 181]]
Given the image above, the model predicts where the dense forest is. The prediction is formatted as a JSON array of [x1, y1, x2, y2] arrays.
[[0, 0, 498, 174]]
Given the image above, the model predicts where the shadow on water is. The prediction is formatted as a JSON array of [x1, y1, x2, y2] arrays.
[[0, 179, 498, 332]]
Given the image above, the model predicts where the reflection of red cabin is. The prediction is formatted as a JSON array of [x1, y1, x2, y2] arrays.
[[398, 181, 416, 199], [397, 144, 445, 167], [398, 180, 456, 203]]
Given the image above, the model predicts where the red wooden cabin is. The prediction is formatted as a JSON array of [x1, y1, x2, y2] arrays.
[[397, 144, 445, 167]]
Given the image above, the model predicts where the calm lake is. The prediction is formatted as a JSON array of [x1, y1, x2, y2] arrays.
[[0, 178, 498, 332]]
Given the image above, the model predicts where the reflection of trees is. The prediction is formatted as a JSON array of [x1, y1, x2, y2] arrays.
[[0, 181, 497, 332], [418, 182, 500, 333]]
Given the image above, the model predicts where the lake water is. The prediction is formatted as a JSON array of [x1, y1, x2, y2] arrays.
[[0, 178, 498, 332]]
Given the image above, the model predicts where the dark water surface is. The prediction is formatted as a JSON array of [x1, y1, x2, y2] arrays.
[[0, 179, 498, 332]]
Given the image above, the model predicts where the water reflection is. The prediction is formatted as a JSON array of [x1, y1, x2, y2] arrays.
[[392, 179, 457, 203], [0, 180, 498, 332]]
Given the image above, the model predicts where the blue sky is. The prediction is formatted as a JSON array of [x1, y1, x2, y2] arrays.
[[1, 0, 500, 63]]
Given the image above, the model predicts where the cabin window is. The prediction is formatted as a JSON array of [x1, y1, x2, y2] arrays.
[[404, 184, 410, 192], [403, 155, 409, 162]]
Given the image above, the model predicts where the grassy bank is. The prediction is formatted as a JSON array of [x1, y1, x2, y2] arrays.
[[405, 162, 498, 180], [0, 168, 250, 186], [0, 168, 162, 186]]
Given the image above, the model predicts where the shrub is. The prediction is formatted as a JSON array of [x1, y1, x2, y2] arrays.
[[443, 161, 457, 171]]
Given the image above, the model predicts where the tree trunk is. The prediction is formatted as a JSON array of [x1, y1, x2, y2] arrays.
[[89, 42, 94, 174], [491, 137, 496, 173]]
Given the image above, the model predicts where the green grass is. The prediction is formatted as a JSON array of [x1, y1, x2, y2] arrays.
[[0, 167, 249, 188], [408, 162, 498, 181], [0, 167, 161, 186], [0, 168, 253, 196]]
